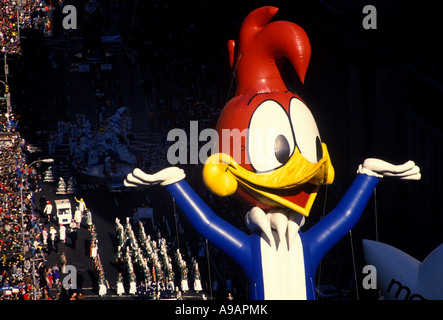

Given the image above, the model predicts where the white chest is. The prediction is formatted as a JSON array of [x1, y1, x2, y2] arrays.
[[260, 230, 307, 300]]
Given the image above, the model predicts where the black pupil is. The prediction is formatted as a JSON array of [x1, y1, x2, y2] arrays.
[[274, 135, 291, 165], [316, 136, 323, 162]]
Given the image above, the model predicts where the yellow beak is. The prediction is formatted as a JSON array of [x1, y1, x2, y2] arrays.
[[203, 143, 334, 216]]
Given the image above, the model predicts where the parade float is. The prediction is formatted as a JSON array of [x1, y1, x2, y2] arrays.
[[124, 7, 426, 300], [363, 239, 443, 300], [75, 107, 135, 181]]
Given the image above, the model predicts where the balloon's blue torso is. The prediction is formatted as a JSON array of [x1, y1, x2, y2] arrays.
[[166, 174, 379, 299]]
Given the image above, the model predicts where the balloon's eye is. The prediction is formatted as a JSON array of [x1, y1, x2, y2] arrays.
[[248, 100, 295, 173], [290, 98, 323, 163]]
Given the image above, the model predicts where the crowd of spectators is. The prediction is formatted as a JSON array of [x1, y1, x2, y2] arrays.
[[0, 132, 66, 299], [0, 0, 52, 54], [0, 0, 86, 300]]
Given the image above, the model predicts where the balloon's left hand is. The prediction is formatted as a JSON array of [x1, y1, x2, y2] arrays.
[[124, 167, 186, 188], [357, 158, 421, 180]]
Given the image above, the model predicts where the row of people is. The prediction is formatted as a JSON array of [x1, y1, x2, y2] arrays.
[[115, 218, 155, 296], [114, 216, 203, 299]]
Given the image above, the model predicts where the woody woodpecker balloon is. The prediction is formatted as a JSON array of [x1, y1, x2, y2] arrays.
[[125, 7, 421, 300]]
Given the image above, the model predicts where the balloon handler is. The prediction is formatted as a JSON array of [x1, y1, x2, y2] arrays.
[[125, 7, 421, 300]]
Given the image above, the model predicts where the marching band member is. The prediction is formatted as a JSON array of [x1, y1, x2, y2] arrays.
[[193, 263, 202, 293], [116, 273, 125, 296]]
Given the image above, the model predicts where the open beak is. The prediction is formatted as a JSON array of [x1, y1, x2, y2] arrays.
[[203, 143, 334, 216]]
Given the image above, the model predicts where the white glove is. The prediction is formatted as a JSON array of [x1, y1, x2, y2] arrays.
[[357, 158, 421, 180], [124, 167, 186, 187]]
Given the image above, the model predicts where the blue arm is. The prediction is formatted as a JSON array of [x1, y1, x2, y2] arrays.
[[304, 174, 380, 269], [165, 180, 252, 275]]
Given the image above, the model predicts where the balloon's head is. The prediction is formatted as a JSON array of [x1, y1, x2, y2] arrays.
[[203, 7, 334, 217]]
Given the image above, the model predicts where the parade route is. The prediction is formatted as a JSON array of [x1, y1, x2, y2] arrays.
[[34, 146, 210, 299], [23, 14, 210, 299], [2, 0, 247, 301]]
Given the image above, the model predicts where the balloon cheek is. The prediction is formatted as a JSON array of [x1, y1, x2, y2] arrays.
[[203, 154, 238, 197]]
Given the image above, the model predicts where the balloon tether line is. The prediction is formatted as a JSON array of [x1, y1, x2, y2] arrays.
[[316, 185, 328, 299], [374, 187, 379, 242], [373, 187, 382, 298], [349, 229, 360, 300], [224, 51, 243, 106]]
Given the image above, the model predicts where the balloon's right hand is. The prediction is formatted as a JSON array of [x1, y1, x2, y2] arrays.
[[124, 167, 186, 188], [357, 158, 421, 180]]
